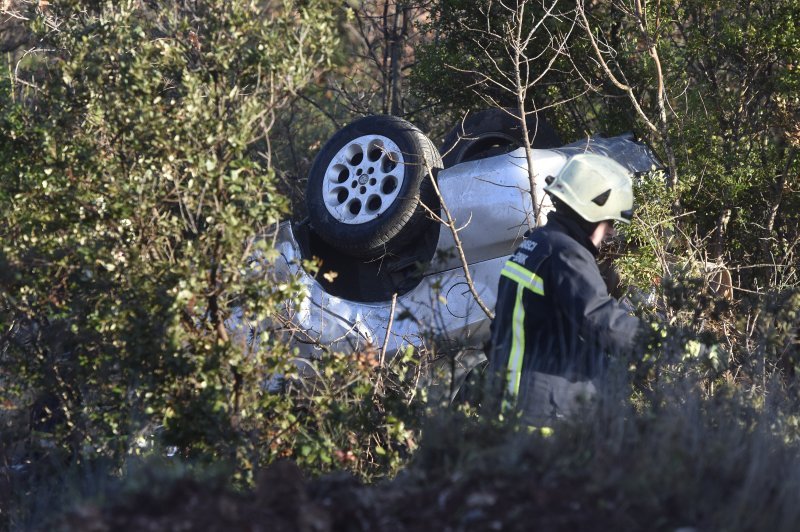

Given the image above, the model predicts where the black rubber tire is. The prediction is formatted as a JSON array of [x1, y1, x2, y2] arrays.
[[440, 108, 562, 168], [305, 115, 442, 258]]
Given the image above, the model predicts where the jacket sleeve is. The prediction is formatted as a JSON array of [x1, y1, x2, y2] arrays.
[[549, 245, 642, 355]]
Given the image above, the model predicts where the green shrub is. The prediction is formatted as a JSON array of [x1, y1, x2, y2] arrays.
[[0, 0, 386, 510]]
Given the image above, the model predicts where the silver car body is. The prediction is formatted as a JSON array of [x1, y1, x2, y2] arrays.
[[245, 135, 661, 362]]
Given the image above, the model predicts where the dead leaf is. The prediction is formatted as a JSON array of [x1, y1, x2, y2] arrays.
[[188, 30, 201, 51]]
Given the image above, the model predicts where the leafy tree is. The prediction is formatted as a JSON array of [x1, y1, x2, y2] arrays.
[[415, 0, 799, 290], [579, 0, 799, 284], [664, 0, 800, 279], [0, 0, 341, 474]]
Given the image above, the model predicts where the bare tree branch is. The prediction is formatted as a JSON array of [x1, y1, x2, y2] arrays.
[[576, 0, 679, 195], [422, 166, 495, 320]]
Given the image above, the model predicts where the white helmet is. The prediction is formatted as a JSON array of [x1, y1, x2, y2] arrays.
[[544, 153, 634, 224]]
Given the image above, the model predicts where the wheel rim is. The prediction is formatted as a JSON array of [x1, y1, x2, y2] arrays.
[[322, 134, 405, 225]]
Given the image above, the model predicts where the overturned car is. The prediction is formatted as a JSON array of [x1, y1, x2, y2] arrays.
[[236, 111, 662, 372]]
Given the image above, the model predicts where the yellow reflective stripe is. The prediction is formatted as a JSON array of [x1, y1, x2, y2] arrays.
[[506, 284, 526, 398], [500, 259, 545, 401], [501, 261, 545, 296]]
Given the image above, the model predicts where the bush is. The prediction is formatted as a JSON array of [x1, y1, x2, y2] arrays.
[[0, 1, 421, 525]]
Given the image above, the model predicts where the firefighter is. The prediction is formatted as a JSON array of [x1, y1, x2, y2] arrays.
[[487, 153, 642, 422]]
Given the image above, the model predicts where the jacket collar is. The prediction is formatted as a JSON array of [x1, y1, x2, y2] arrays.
[[546, 211, 600, 256]]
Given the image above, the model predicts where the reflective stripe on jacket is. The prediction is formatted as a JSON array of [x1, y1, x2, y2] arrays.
[[488, 213, 642, 400]]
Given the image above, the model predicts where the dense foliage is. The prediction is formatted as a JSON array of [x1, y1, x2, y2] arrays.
[[1, 2, 420, 526], [414, 0, 800, 288]]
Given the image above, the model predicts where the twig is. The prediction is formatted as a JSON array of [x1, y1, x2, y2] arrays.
[[373, 291, 398, 397], [379, 292, 398, 369], [425, 164, 495, 320]]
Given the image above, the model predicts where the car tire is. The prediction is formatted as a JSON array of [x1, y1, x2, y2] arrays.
[[305, 115, 442, 258], [440, 108, 562, 168]]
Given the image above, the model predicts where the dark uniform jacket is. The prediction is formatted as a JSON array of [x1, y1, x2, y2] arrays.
[[488, 212, 642, 398]]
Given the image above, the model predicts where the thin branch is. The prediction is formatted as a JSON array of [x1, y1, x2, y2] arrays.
[[424, 165, 495, 320], [576, 1, 659, 135], [375, 292, 398, 394]]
